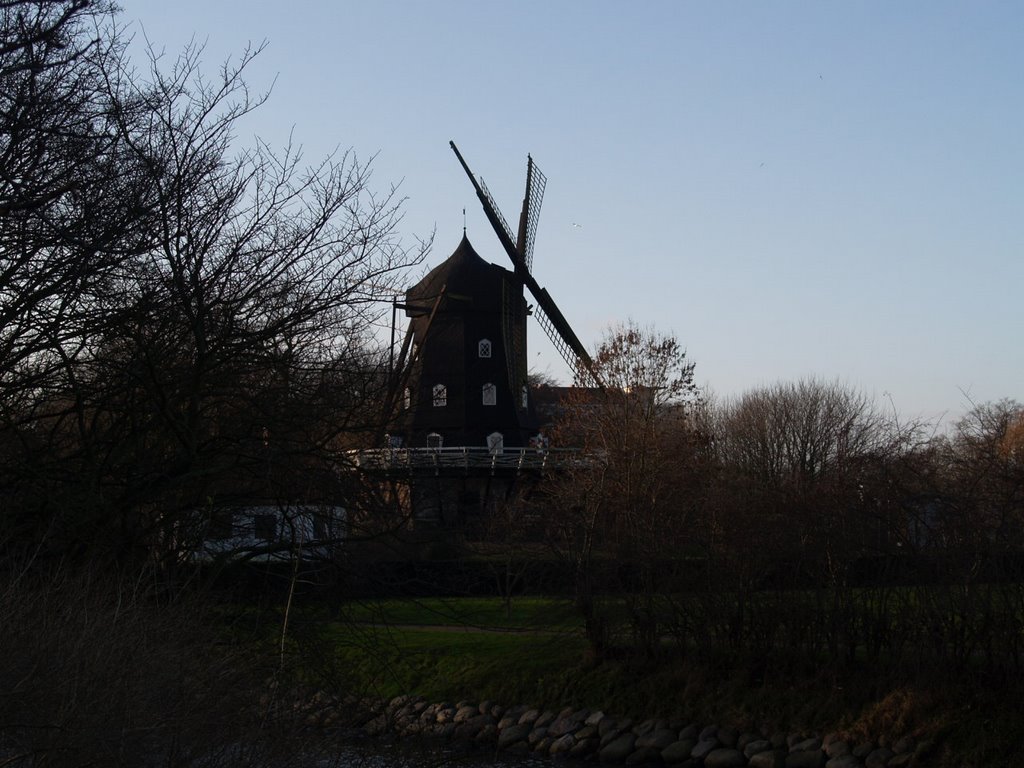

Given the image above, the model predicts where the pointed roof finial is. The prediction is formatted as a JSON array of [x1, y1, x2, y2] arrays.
[[462, 207, 466, 235]]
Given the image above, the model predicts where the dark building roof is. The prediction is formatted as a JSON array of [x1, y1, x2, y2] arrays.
[[407, 235, 506, 309]]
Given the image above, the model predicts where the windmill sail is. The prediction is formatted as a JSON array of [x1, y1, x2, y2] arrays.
[[449, 141, 602, 388], [516, 157, 546, 273], [526, 280, 598, 387], [451, 142, 518, 262]]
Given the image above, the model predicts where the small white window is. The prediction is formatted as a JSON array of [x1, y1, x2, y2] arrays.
[[487, 432, 504, 454], [432, 384, 447, 407], [520, 385, 528, 408], [478, 339, 492, 358], [403, 387, 411, 409], [427, 432, 443, 449], [482, 382, 496, 406]]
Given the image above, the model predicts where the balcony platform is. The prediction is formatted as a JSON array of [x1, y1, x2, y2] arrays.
[[346, 446, 581, 477]]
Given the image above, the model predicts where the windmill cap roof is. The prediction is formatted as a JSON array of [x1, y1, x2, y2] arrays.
[[406, 234, 508, 303]]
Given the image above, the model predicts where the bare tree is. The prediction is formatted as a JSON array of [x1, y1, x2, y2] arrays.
[[930, 399, 1024, 550], [0, 1, 135, 408], [543, 321, 703, 656], [0, 9, 427, 564]]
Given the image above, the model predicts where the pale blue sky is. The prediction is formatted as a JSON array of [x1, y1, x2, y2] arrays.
[[125, 1, 1022, 425]]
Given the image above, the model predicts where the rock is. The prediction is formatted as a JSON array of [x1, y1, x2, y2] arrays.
[[892, 737, 915, 755], [699, 725, 719, 742], [572, 708, 592, 723], [887, 756, 913, 768], [824, 757, 862, 768], [587, 710, 607, 726], [852, 742, 874, 759], [637, 729, 679, 750], [704, 748, 746, 768], [785, 750, 825, 768], [535, 737, 553, 754], [791, 738, 822, 753], [550, 734, 576, 755], [548, 717, 579, 737], [602, 729, 624, 748], [498, 723, 533, 748], [737, 732, 761, 751], [528, 727, 549, 745], [474, 724, 497, 743], [626, 746, 663, 765], [661, 740, 697, 764], [535, 710, 557, 729], [636, 719, 659, 738], [771, 733, 789, 749], [497, 715, 518, 730], [577, 725, 599, 740], [571, 738, 601, 758], [478, 700, 494, 715], [518, 709, 540, 726], [822, 733, 840, 748], [749, 751, 787, 768], [467, 713, 495, 729], [363, 715, 386, 736], [557, 706, 575, 720], [691, 739, 719, 760], [389, 694, 410, 710], [601, 733, 638, 764], [717, 727, 739, 748], [825, 741, 850, 759], [745, 739, 774, 758], [679, 724, 699, 741], [453, 705, 478, 724], [600, 717, 622, 737], [864, 748, 893, 768], [435, 707, 456, 724], [913, 740, 936, 761]]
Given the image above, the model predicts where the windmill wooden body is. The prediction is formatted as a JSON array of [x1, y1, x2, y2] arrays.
[[356, 143, 600, 528], [401, 234, 534, 451]]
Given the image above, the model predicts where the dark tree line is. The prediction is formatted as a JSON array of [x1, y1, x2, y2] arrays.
[[0, 0, 425, 566], [535, 323, 1024, 677]]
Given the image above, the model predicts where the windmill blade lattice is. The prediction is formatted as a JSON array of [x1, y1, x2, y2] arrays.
[[450, 140, 603, 388], [521, 158, 546, 272], [532, 295, 598, 388], [477, 176, 517, 260]]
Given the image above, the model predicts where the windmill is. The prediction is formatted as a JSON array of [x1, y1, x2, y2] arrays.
[[389, 142, 600, 456], [449, 141, 601, 391], [362, 144, 599, 528]]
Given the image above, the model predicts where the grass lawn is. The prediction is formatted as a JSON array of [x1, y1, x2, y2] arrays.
[[292, 593, 1024, 765], [323, 618, 585, 704], [332, 595, 579, 630]]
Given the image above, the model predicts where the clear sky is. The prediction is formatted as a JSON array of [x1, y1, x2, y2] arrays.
[[123, 1, 1022, 426]]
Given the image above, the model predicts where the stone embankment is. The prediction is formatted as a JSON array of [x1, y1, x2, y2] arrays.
[[364, 696, 933, 768]]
